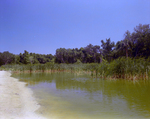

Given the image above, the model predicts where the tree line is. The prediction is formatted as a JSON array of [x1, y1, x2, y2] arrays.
[[0, 51, 54, 66], [0, 24, 150, 66]]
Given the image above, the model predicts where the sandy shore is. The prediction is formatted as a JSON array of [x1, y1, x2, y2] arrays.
[[0, 71, 46, 119]]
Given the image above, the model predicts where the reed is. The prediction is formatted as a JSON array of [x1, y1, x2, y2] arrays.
[[0, 58, 150, 80]]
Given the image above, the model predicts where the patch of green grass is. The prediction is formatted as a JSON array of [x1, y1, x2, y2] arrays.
[[1, 58, 150, 80]]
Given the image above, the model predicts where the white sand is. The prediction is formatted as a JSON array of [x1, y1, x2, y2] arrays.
[[0, 71, 46, 119]]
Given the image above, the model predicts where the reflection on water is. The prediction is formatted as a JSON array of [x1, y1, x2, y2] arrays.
[[12, 72, 150, 119]]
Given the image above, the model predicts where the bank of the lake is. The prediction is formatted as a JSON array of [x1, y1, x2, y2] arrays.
[[0, 71, 46, 119], [12, 72, 150, 119], [1, 57, 150, 80]]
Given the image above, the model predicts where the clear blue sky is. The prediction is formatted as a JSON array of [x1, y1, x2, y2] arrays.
[[0, 0, 150, 55]]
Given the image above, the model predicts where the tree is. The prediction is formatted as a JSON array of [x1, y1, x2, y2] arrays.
[[114, 31, 131, 59], [22, 50, 30, 64], [29, 56, 34, 64], [92, 45, 101, 63], [123, 30, 131, 58], [14, 55, 20, 64], [0, 51, 15, 65], [131, 24, 150, 58], [55, 48, 67, 63], [101, 38, 115, 62]]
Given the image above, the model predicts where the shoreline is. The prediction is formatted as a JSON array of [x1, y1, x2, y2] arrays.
[[0, 71, 46, 119]]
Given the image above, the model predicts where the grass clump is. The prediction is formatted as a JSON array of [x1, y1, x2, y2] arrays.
[[0, 58, 150, 80]]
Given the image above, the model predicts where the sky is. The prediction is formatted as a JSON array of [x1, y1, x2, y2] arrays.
[[0, 0, 150, 55]]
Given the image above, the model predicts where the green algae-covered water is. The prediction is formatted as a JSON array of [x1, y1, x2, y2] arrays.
[[12, 72, 150, 119]]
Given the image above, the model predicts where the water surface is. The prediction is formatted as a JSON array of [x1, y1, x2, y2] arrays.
[[12, 72, 150, 119]]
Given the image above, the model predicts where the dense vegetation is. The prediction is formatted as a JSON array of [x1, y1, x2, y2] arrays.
[[0, 24, 150, 80]]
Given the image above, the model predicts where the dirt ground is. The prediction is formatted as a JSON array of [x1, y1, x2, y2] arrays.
[[0, 71, 46, 119]]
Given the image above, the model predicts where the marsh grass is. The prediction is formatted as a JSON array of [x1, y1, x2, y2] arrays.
[[1, 57, 150, 80]]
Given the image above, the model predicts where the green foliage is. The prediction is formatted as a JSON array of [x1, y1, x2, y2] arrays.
[[55, 44, 101, 63], [0, 51, 15, 66], [114, 24, 150, 59], [101, 38, 115, 62], [1, 24, 150, 80], [1, 24, 150, 65], [1, 57, 150, 80]]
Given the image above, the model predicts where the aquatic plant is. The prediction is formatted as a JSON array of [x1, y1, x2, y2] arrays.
[[1, 57, 150, 80]]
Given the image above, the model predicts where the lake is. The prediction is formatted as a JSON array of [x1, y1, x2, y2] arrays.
[[12, 72, 150, 119]]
